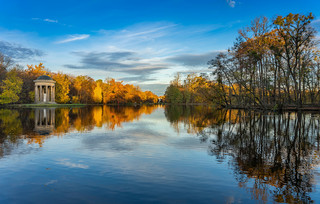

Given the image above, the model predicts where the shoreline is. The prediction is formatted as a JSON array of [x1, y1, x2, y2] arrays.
[[1, 103, 159, 108], [163, 103, 320, 112], [2, 103, 320, 112], [6, 103, 87, 108]]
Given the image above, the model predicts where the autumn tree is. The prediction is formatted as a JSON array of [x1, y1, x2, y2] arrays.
[[102, 79, 127, 104], [144, 91, 158, 103], [165, 85, 183, 103], [93, 79, 103, 103], [26, 63, 48, 78], [273, 13, 316, 107], [52, 72, 71, 103], [0, 70, 23, 104], [71, 75, 96, 104]]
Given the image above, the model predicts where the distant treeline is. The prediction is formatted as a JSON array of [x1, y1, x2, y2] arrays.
[[165, 13, 320, 109], [0, 61, 158, 104]]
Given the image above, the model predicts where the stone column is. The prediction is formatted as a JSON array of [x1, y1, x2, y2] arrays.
[[35, 84, 38, 103], [50, 87, 52, 102], [52, 86, 55, 102], [46, 86, 50, 102], [49, 86, 51, 102], [50, 86, 53, 102], [40, 85, 43, 102]]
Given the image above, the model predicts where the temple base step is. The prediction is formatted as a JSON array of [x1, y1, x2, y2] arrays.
[[34, 102, 57, 104]]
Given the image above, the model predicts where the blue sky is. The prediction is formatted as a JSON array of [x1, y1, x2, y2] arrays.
[[0, 0, 319, 95]]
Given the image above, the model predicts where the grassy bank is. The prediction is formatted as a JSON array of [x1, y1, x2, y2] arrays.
[[4, 102, 159, 108], [8, 103, 87, 108]]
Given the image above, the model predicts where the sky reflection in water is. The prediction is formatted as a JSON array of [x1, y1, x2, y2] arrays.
[[0, 105, 319, 203]]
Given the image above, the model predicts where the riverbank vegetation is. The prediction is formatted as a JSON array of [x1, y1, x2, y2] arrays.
[[165, 13, 320, 110], [0, 61, 158, 105]]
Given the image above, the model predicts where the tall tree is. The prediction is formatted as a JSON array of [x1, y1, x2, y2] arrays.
[[274, 13, 316, 107], [93, 79, 103, 103], [0, 53, 12, 82], [53, 72, 71, 103], [0, 70, 23, 104]]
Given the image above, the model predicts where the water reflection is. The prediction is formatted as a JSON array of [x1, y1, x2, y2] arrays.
[[0, 105, 160, 151], [0, 109, 23, 157], [165, 106, 320, 203], [34, 108, 55, 135], [0, 105, 319, 202]]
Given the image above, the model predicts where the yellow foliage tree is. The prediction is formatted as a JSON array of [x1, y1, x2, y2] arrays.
[[0, 70, 23, 104], [52, 72, 71, 103], [26, 63, 48, 77], [93, 79, 103, 103]]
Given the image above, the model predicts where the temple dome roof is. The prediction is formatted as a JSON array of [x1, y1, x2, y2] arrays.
[[36, 75, 53, 80]]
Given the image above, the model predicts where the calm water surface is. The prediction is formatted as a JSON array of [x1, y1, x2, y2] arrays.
[[0, 105, 320, 203]]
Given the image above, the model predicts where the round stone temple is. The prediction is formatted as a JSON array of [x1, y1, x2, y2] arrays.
[[33, 75, 56, 104]]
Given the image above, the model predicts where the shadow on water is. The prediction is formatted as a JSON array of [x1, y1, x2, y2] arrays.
[[164, 105, 320, 203]]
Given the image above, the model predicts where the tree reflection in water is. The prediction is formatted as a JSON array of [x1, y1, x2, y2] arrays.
[[0, 109, 23, 157], [165, 105, 320, 203], [0, 105, 159, 153]]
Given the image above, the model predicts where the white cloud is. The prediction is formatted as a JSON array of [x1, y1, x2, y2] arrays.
[[312, 19, 320, 26], [56, 34, 90, 44], [44, 18, 58, 23], [122, 24, 176, 38], [226, 0, 236, 8], [32, 18, 58, 23]]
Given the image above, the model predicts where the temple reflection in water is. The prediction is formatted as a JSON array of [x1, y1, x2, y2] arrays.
[[34, 108, 56, 135]]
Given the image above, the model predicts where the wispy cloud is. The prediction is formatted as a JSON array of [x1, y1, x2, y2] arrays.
[[64, 51, 168, 83], [32, 18, 58, 23], [312, 19, 320, 28], [44, 18, 58, 23], [56, 34, 90, 44], [122, 24, 176, 38], [100, 23, 177, 46], [167, 51, 223, 66], [226, 0, 236, 8], [0, 40, 44, 59]]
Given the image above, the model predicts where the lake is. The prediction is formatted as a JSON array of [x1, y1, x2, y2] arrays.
[[0, 105, 319, 203]]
